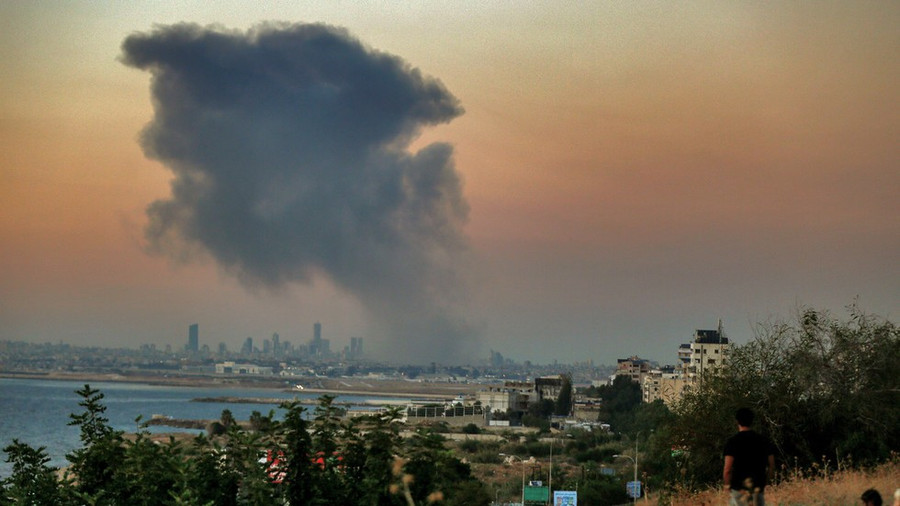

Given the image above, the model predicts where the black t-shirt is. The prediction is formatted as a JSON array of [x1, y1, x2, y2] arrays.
[[723, 430, 774, 491]]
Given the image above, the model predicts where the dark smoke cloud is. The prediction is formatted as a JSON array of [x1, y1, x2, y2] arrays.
[[121, 23, 477, 362]]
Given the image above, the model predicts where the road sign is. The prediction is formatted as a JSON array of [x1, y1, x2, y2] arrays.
[[626, 480, 642, 499]]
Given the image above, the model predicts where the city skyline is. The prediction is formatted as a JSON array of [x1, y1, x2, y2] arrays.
[[1, 2, 897, 364]]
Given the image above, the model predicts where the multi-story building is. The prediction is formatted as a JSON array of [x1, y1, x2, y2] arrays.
[[535, 375, 565, 403], [349, 337, 363, 359], [642, 368, 692, 406], [187, 324, 199, 352], [683, 323, 730, 380], [476, 388, 521, 413], [641, 321, 732, 406], [476, 381, 535, 416], [615, 356, 652, 384], [215, 361, 273, 375]]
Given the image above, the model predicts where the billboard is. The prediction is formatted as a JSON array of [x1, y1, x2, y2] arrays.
[[523, 485, 549, 503], [553, 490, 577, 505]]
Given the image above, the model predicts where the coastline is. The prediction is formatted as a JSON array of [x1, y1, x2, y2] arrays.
[[0, 370, 483, 400]]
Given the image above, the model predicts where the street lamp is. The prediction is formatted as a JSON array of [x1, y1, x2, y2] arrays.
[[613, 453, 638, 504], [499, 453, 526, 506]]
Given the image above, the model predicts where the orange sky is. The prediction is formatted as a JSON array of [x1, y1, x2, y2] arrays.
[[1, 2, 897, 363]]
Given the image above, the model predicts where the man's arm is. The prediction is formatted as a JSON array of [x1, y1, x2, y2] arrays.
[[766, 454, 775, 482], [723, 455, 734, 490]]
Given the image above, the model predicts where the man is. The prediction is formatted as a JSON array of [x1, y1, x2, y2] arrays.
[[861, 488, 883, 506], [723, 408, 775, 506]]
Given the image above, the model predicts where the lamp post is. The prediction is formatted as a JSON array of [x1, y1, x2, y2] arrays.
[[499, 453, 526, 506], [613, 453, 638, 505]]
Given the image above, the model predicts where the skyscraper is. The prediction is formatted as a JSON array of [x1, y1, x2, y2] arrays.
[[187, 324, 199, 352], [350, 337, 363, 359], [310, 322, 323, 357]]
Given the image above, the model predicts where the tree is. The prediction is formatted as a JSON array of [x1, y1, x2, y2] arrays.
[[402, 427, 491, 505], [595, 375, 642, 433], [360, 407, 405, 505], [219, 409, 236, 429], [66, 384, 126, 503], [180, 436, 239, 506], [309, 395, 345, 505], [249, 410, 275, 433], [1, 441, 67, 505], [528, 399, 555, 419], [116, 431, 186, 505], [279, 400, 314, 505]]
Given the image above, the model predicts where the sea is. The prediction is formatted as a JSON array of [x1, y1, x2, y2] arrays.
[[0, 377, 407, 478]]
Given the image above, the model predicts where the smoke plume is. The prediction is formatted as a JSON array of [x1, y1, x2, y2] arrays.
[[121, 23, 476, 362]]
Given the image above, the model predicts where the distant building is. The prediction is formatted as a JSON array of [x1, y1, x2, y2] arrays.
[[349, 337, 363, 359], [535, 375, 565, 403], [641, 320, 732, 406], [309, 322, 330, 358], [476, 381, 533, 414], [476, 389, 518, 412], [215, 361, 273, 375], [615, 356, 652, 384], [187, 324, 199, 352], [683, 322, 730, 380], [642, 369, 692, 406], [241, 337, 253, 355]]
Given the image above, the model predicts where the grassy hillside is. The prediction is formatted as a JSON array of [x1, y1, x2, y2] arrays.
[[653, 458, 897, 505]]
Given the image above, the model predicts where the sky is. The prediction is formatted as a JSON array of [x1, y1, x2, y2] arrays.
[[1, 1, 897, 365]]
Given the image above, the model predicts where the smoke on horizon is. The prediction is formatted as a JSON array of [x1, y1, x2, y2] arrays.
[[121, 22, 478, 362]]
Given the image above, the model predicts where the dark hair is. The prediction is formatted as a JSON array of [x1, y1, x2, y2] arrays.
[[861, 488, 882, 506], [735, 407, 754, 427]]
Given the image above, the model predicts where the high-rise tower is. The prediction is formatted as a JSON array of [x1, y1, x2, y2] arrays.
[[187, 324, 199, 352]]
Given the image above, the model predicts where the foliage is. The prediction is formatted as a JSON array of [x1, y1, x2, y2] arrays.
[[219, 409, 236, 428], [1, 441, 67, 505], [527, 399, 555, 419], [279, 399, 313, 505], [461, 423, 481, 434], [575, 474, 630, 505], [665, 304, 899, 488], [2, 385, 492, 506], [65, 384, 127, 503], [521, 414, 550, 432], [594, 375, 642, 433], [248, 410, 275, 433]]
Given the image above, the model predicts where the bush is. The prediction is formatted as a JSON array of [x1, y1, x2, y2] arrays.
[[522, 415, 550, 432], [470, 449, 504, 464], [457, 439, 480, 453], [462, 423, 481, 434]]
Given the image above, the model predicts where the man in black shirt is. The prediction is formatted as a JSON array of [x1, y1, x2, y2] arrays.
[[723, 408, 775, 506]]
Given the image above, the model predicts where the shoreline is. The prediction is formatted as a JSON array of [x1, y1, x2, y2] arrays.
[[0, 371, 484, 400]]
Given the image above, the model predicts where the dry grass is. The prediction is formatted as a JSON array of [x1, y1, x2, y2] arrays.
[[650, 458, 898, 505]]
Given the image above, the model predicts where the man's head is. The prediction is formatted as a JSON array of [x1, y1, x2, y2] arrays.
[[735, 408, 755, 428], [861, 488, 883, 506]]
